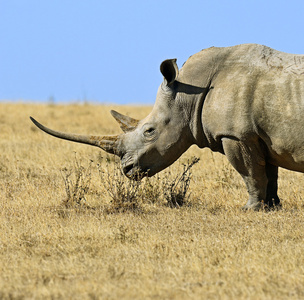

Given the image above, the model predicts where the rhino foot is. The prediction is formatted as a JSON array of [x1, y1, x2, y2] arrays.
[[242, 202, 263, 211], [264, 202, 282, 211], [242, 200, 282, 212], [264, 196, 281, 209]]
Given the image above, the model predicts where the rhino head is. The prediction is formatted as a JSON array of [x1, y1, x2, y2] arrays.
[[31, 59, 208, 180]]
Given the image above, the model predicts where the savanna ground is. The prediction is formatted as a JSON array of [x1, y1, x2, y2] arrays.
[[1, 102, 304, 299]]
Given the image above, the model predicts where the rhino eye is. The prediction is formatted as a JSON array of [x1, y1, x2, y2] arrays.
[[143, 127, 155, 138]]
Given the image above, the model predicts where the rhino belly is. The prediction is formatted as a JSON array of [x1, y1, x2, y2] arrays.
[[266, 139, 304, 172]]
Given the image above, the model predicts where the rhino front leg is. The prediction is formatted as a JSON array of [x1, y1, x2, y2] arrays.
[[222, 138, 268, 210]]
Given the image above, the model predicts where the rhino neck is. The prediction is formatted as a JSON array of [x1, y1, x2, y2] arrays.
[[188, 86, 211, 149]]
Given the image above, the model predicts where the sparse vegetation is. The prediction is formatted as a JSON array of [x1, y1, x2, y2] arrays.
[[98, 157, 143, 212], [63, 154, 199, 212], [1, 103, 304, 299], [163, 157, 200, 208], [61, 153, 93, 208]]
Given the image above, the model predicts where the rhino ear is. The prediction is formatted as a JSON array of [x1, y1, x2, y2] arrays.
[[160, 59, 179, 86], [110, 110, 140, 133]]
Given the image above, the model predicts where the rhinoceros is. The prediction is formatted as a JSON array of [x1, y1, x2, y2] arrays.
[[30, 43, 304, 210]]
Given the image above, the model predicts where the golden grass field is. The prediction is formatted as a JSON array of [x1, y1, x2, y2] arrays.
[[1, 102, 304, 299]]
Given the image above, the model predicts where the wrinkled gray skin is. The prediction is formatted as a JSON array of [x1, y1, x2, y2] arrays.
[[31, 44, 304, 210]]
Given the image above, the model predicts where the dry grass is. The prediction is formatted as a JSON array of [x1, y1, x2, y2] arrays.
[[1, 102, 304, 299]]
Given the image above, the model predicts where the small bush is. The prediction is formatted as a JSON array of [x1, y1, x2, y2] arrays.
[[97, 158, 143, 212], [140, 175, 163, 204], [61, 155, 200, 212], [98, 156, 200, 211], [162, 157, 200, 208], [61, 153, 93, 208]]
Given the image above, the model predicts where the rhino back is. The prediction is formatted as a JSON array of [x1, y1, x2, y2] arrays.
[[180, 43, 304, 86]]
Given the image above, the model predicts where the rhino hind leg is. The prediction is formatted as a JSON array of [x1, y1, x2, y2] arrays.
[[222, 138, 271, 211], [265, 163, 281, 209]]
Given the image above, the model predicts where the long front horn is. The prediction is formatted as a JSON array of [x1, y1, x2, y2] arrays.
[[110, 110, 139, 132], [30, 117, 120, 155]]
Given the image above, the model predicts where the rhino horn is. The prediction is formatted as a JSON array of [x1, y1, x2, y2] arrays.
[[110, 110, 139, 132], [160, 58, 179, 86], [30, 117, 121, 155]]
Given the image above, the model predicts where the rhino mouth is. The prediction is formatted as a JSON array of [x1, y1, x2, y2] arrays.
[[122, 164, 149, 181]]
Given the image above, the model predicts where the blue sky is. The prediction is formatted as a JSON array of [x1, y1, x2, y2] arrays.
[[1, 0, 304, 104]]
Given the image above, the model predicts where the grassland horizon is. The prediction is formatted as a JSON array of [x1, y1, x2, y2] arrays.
[[1, 102, 304, 299]]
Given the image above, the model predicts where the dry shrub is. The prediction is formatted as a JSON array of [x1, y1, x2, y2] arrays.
[[98, 156, 200, 211], [61, 154, 200, 212], [97, 158, 143, 212], [163, 157, 200, 208], [61, 153, 93, 208]]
